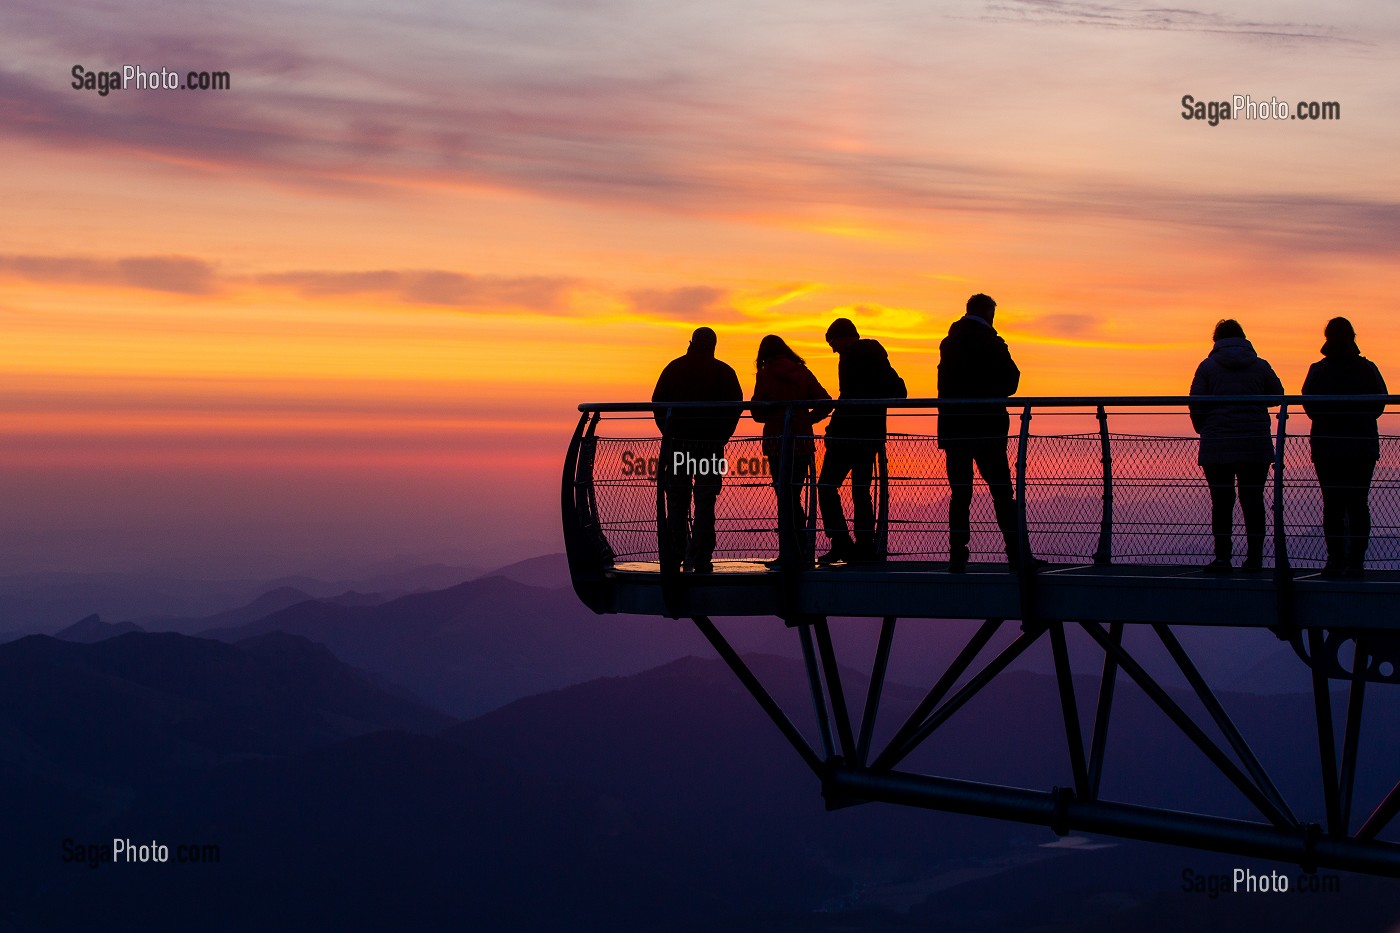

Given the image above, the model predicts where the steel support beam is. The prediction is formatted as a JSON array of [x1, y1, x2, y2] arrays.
[[693, 615, 823, 775], [856, 617, 897, 767], [827, 767, 1400, 876]]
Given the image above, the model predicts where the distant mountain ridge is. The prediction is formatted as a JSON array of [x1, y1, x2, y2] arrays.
[[199, 573, 719, 716], [0, 631, 454, 789], [54, 613, 144, 643]]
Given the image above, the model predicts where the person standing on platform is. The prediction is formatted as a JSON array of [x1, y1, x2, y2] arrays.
[[1302, 317, 1388, 578], [937, 293, 1038, 573], [751, 335, 832, 568], [817, 318, 906, 565], [1188, 319, 1285, 573], [652, 327, 743, 573]]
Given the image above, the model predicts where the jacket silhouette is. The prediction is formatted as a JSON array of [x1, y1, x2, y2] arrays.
[[652, 349, 743, 442], [827, 338, 903, 440], [1188, 337, 1284, 465], [1303, 347, 1386, 461], [937, 315, 1020, 447], [751, 357, 832, 462]]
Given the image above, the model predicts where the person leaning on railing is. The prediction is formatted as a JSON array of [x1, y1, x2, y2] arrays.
[[1188, 319, 1285, 574], [750, 335, 833, 568], [817, 318, 906, 565], [1302, 317, 1388, 578], [651, 326, 743, 573]]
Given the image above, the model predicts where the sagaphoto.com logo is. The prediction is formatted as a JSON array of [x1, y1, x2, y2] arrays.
[[1180, 93, 1340, 126], [72, 64, 231, 97], [618, 449, 770, 478]]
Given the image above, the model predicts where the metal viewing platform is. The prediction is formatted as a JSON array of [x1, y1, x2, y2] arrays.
[[562, 397, 1400, 876]]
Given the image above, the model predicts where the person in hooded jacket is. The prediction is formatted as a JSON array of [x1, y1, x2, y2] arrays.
[[938, 293, 1036, 572], [817, 317, 905, 564], [751, 335, 833, 566], [1188, 319, 1285, 573], [1302, 317, 1388, 578]]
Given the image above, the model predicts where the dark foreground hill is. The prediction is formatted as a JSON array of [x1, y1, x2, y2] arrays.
[[0, 632, 453, 852], [8, 638, 1400, 932]]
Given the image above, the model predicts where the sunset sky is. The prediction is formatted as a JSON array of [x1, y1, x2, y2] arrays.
[[4, 0, 1399, 576]]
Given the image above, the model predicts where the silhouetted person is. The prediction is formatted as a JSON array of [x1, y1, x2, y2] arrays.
[[652, 327, 743, 573], [817, 318, 905, 565], [1188, 319, 1284, 573], [938, 293, 1036, 573], [1302, 317, 1387, 578], [751, 335, 832, 568]]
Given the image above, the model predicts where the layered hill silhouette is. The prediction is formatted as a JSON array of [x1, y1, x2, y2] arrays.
[[54, 613, 144, 643], [10, 634, 1400, 931], [199, 574, 728, 716], [139, 586, 394, 636], [0, 561, 484, 636], [0, 632, 452, 788]]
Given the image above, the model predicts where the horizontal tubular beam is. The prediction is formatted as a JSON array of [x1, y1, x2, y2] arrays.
[[579, 393, 1398, 413], [827, 767, 1400, 877]]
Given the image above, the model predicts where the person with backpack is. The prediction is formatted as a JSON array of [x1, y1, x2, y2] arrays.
[[816, 317, 906, 565], [937, 293, 1040, 573]]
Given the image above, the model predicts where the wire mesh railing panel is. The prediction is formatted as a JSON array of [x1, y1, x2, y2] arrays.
[[576, 405, 1400, 571]]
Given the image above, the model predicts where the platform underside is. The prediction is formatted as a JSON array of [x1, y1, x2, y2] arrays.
[[595, 560, 1400, 629]]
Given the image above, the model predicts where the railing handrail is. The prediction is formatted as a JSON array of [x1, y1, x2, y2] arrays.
[[582, 395, 1399, 413]]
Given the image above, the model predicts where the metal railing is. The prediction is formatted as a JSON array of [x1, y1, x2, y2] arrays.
[[564, 395, 1400, 574]]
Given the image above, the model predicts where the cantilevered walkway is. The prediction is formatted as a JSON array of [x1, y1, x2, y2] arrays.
[[563, 397, 1400, 876]]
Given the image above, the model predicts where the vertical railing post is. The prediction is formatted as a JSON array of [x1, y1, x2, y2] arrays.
[[805, 445, 819, 564], [1273, 403, 1290, 572], [1272, 402, 1295, 636], [876, 444, 890, 559], [1094, 405, 1113, 566], [1016, 404, 1032, 570], [657, 407, 677, 575], [776, 404, 797, 567]]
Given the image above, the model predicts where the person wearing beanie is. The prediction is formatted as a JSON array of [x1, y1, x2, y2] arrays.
[[1301, 317, 1388, 577]]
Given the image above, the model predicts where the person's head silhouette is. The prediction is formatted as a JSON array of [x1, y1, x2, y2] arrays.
[[825, 318, 859, 353], [689, 326, 718, 355], [756, 334, 803, 369], [1325, 317, 1355, 342], [967, 293, 996, 324], [1213, 319, 1245, 341]]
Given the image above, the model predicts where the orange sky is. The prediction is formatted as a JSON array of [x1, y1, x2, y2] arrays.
[[3, 0, 1399, 575]]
